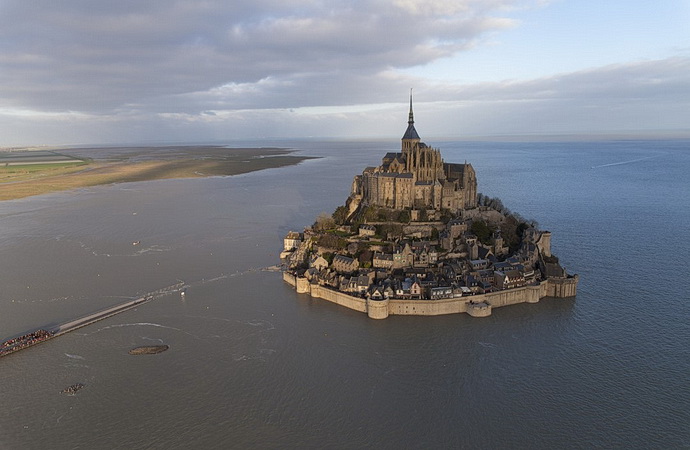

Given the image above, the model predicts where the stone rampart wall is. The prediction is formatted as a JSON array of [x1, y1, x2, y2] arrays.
[[545, 275, 579, 298], [388, 298, 468, 316], [402, 223, 445, 235], [283, 271, 297, 287], [310, 284, 367, 313], [483, 283, 544, 307], [283, 273, 577, 319]]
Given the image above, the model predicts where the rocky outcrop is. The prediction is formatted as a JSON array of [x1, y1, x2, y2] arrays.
[[128, 345, 169, 355]]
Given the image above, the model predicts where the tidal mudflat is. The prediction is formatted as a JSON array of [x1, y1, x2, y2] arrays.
[[0, 146, 314, 200]]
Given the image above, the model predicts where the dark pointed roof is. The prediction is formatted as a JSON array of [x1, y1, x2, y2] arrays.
[[402, 91, 420, 140]]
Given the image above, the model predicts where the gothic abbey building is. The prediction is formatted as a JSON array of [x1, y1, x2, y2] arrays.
[[351, 97, 477, 212]]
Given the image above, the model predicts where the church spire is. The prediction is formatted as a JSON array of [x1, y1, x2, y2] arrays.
[[408, 89, 414, 125], [402, 89, 420, 141]]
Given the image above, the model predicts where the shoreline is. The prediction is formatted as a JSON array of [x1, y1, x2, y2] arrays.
[[0, 146, 317, 201]]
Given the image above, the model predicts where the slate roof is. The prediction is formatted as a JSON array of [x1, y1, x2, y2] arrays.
[[543, 262, 565, 278], [402, 122, 420, 140], [383, 152, 403, 161], [444, 163, 466, 181]]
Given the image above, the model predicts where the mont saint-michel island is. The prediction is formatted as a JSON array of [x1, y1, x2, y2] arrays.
[[282, 97, 579, 319]]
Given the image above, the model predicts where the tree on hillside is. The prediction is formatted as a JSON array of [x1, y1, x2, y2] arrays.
[[379, 223, 403, 240], [316, 234, 347, 250], [357, 249, 373, 265], [363, 206, 379, 223], [478, 193, 509, 215], [314, 212, 335, 231], [440, 208, 454, 223], [332, 205, 349, 225], [500, 214, 521, 252], [322, 252, 334, 265], [470, 220, 494, 245]]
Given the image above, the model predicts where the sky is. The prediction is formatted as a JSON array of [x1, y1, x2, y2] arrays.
[[1, 0, 689, 146]]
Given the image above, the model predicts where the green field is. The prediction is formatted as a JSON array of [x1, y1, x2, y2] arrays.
[[1, 161, 88, 171], [0, 161, 90, 183]]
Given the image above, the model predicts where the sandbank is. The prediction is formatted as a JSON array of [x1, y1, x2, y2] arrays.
[[0, 146, 315, 201]]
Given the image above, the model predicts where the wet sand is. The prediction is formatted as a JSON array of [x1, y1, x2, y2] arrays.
[[0, 146, 315, 200]]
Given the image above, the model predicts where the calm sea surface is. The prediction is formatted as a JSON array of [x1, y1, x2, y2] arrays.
[[1, 139, 689, 449]]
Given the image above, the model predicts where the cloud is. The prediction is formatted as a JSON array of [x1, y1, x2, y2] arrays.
[[425, 57, 690, 103], [1, 56, 689, 145], [161, 56, 690, 137], [414, 57, 690, 135], [0, 0, 526, 114], [0, 1, 688, 144]]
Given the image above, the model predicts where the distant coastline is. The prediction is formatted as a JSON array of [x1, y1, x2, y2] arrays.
[[0, 146, 316, 201]]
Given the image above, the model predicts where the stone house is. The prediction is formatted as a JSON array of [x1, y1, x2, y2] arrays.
[[284, 231, 302, 251], [465, 275, 481, 294], [372, 252, 394, 269], [396, 280, 410, 298], [448, 220, 468, 239], [492, 230, 508, 256], [410, 243, 438, 268], [522, 266, 536, 281], [478, 280, 493, 293], [341, 276, 368, 294], [429, 285, 453, 300], [476, 269, 495, 286], [414, 246, 430, 267], [332, 254, 359, 273], [323, 271, 340, 288], [359, 224, 377, 237], [368, 285, 385, 300], [353, 275, 371, 294], [494, 270, 526, 290], [410, 279, 423, 299], [477, 246, 494, 260], [463, 232, 478, 246], [396, 277, 423, 299], [444, 262, 464, 282], [439, 229, 453, 251], [368, 283, 394, 300], [467, 241, 479, 260], [310, 255, 329, 271], [469, 259, 490, 271], [393, 243, 415, 268]]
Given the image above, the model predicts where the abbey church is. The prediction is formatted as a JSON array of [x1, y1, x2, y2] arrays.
[[351, 96, 477, 212]]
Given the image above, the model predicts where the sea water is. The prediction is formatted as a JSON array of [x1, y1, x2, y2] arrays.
[[0, 139, 689, 449]]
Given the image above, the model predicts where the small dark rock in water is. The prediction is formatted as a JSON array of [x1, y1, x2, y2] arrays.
[[128, 345, 169, 355], [61, 383, 85, 395]]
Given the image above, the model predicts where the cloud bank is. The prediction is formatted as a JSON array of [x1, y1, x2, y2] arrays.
[[0, 0, 688, 145]]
